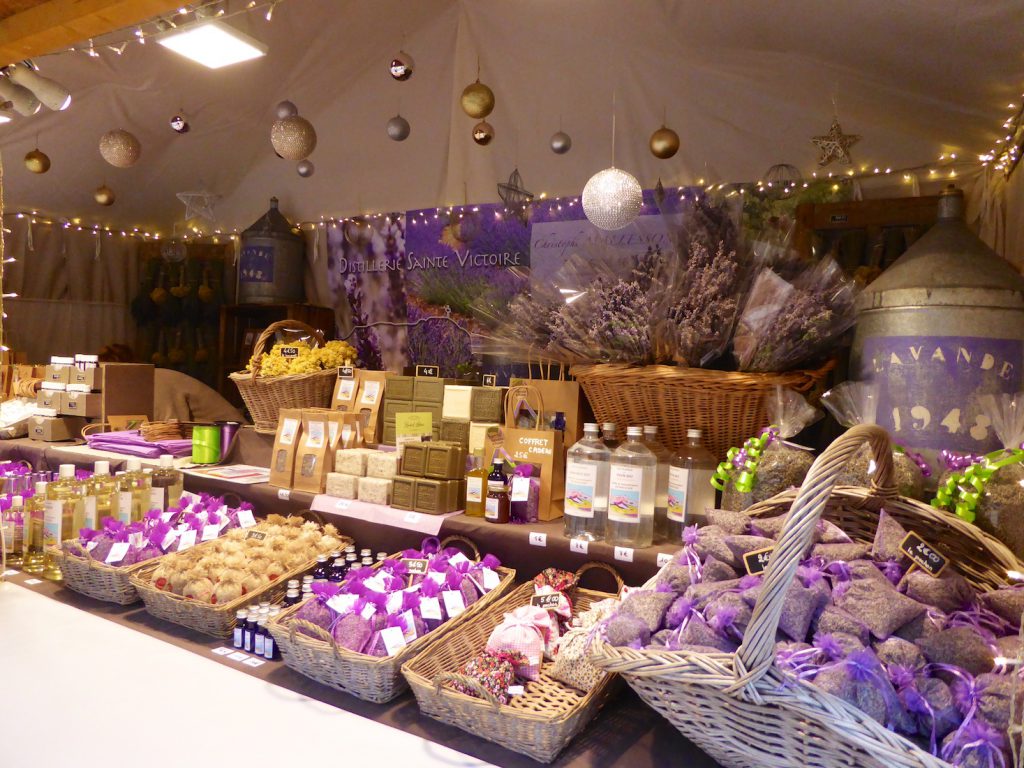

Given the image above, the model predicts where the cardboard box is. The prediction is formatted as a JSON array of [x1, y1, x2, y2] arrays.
[[28, 415, 86, 442], [36, 389, 60, 410], [61, 391, 102, 418], [68, 367, 101, 391], [269, 408, 303, 489], [44, 361, 72, 385], [101, 363, 154, 423]]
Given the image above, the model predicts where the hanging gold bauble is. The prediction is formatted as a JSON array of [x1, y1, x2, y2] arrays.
[[94, 184, 116, 206], [460, 80, 495, 119], [472, 120, 494, 145], [270, 115, 317, 161], [649, 125, 680, 159], [99, 129, 141, 168], [24, 148, 50, 174]]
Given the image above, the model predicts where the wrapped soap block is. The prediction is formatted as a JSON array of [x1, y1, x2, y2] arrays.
[[335, 448, 369, 476], [326, 472, 359, 499], [442, 385, 474, 421], [358, 476, 393, 505], [366, 450, 401, 479]]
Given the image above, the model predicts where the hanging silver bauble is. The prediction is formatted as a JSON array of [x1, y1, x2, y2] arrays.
[[582, 167, 643, 231], [472, 120, 494, 146], [99, 129, 141, 168], [386, 114, 411, 141], [389, 51, 414, 81], [270, 115, 317, 161], [550, 130, 572, 154], [275, 100, 298, 119], [169, 114, 190, 133], [296, 159, 315, 178]]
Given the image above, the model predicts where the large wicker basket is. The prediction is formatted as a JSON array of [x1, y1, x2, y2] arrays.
[[267, 536, 515, 704], [589, 425, 1024, 768], [51, 542, 156, 605], [229, 319, 337, 434], [570, 361, 833, 459], [130, 524, 353, 638], [402, 562, 624, 763]]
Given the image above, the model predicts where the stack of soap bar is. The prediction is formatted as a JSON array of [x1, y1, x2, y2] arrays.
[[326, 472, 359, 499], [391, 477, 416, 510], [366, 450, 401, 479], [425, 442, 467, 480], [470, 386, 506, 422], [387, 375, 416, 401], [335, 448, 370, 476], [413, 478, 463, 514], [358, 476, 392, 505], [442, 385, 473, 421], [440, 418, 470, 448], [400, 443, 427, 476]]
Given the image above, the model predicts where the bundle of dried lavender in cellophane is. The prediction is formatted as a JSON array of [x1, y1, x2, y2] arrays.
[[732, 255, 857, 374], [822, 381, 927, 499], [719, 386, 821, 511]]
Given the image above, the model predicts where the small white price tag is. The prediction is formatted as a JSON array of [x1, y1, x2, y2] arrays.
[[480, 567, 501, 591], [510, 476, 530, 502], [160, 529, 179, 550], [277, 488, 291, 501], [380, 625, 408, 656], [212, 647, 235, 656], [529, 532, 547, 547], [326, 594, 358, 614], [335, 499, 352, 511], [385, 591, 404, 614], [614, 546, 634, 563], [448, 551, 471, 567], [177, 529, 197, 552], [363, 573, 389, 593], [160, 511, 175, 523], [105, 542, 130, 564], [201, 524, 220, 542], [427, 571, 446, 585], [24, 578, 43, 585], [657, 552, 674, 568], [242, 657, 266, 668], [361, 603, 378, 620], [442, 589, 466, 618], [128, 532, 144, 549], [507, 685, 525, 696], [420, 597, 442, 621], [227, 651, 249, 662], [403, 511, 422, 524], [570, 539, 589, 555], [85, 541, 98, 552], [236, 508, 256, 528], [401, 609, 418, 642], [3, 569, 18, 577]]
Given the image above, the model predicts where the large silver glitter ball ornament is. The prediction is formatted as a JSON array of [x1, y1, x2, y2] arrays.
[[99, 129, 141, 168], [275, 100, 298, 119], [296, 159, 315, 178], [472, 120, 494, 146], [389, 52, 414, 81], [582, 167, 643, 231], [386, 114, 411, 141], [94, 184, 116, 206], [270, 115, 317, 161], [550, 130, 572, 154]]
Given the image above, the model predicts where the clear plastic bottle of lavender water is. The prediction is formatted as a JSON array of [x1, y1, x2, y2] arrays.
[[564, 423, 610, 542]]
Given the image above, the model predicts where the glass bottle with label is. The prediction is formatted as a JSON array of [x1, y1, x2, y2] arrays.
[[22, 481, 48, 574], [601, 423, 622, 451], [87, 460, 119, 529], [118, 459, 151, 523], [43, 465, 81, 581], [150, 454, 183, 512], [564, 423, 610, 542], [642, 426, 672, 542], [464, 454, 488, 517], [484, 459, 510, 524], [606, 426, 656, 549], [2, 494, 25, 568], [667, 428, 718, 539], [312, 554, 331, 582], [233, 610, 247, 649]]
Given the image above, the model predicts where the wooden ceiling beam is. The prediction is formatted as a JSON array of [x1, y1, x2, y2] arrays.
[[0, 0, 183, 63]]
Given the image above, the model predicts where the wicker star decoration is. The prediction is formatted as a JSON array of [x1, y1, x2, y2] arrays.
[[811, 118, 861, 167], [497, 168, 533, 224]]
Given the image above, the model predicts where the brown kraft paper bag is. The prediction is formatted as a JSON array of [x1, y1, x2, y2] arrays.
[[501, 427, 565, 521], [269, 408, 303, 489]]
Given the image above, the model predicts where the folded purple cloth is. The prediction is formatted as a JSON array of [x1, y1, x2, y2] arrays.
[[86, 430, 193, 458]]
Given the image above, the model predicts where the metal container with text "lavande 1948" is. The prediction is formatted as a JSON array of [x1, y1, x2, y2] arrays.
[[237, 197, 306, 304], [851, 185, 1024, 459]]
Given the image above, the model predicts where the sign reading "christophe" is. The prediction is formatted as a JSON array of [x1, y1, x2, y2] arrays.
[[861, 335, 1023, 452]]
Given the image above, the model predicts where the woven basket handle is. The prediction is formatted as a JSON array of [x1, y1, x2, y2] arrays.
[[735, 424, 894, 687], [247, 320, 326, 376], [288, 618, 342, 661], [439, 534, 481, 561], [574, 561, 624, 596], [433, 671, 502, 709]]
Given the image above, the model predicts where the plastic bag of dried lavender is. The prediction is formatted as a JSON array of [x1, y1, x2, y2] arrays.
[[821, 380, 927, 499], [719, 386, 821, 511]]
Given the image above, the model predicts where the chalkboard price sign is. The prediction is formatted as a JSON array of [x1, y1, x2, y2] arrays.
[[900, 532, 948, 577], [743, 547, 774, 576]]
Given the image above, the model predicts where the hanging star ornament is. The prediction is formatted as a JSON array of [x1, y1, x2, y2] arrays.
[[175, 189, 220, 224], [497, 168, 534, 225], [811, 118, 861, 167]]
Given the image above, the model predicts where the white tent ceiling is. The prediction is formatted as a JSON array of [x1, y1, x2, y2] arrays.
[[0, 0, 1022, 233]]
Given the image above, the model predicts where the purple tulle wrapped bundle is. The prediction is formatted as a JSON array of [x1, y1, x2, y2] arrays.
[[295, 582, 342, 635], [331, 611, 372, 652], [365, 613, 408, 657]]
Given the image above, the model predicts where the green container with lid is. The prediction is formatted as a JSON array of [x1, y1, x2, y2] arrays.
[[192, 424, 222, 464]]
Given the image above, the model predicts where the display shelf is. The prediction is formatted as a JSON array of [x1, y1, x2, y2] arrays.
[[310, 494, 460, 536]]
